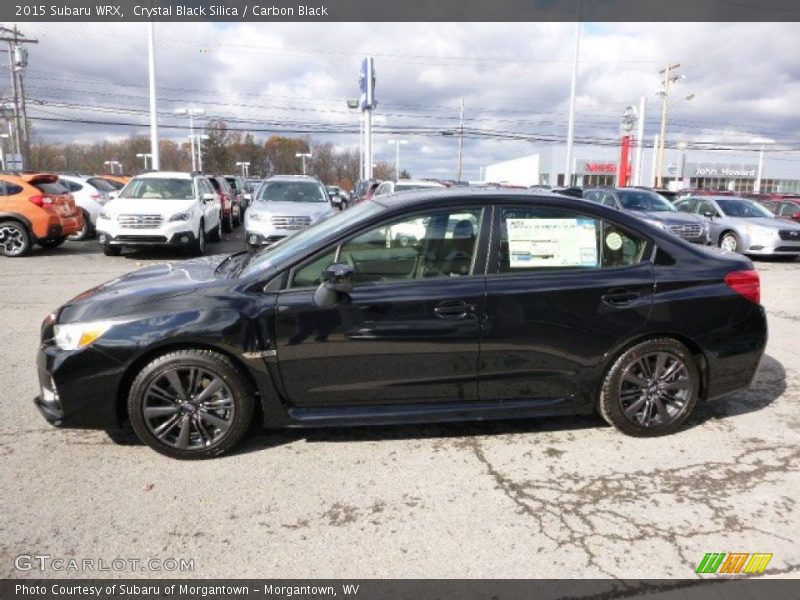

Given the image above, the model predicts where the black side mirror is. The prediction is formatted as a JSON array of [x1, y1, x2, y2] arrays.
[[313, 263, 355, 308]]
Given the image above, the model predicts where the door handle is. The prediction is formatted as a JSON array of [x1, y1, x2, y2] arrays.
[[601, 289, 640, 307], [434, 300, 472, 319]]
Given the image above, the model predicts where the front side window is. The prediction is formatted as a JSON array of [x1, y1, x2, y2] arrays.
[[120, 178, 195, 200], [498, 207, 648, 273], [290, 208, 482, 287], [716, 198, 773, 218], [697, 199, 720, 217]]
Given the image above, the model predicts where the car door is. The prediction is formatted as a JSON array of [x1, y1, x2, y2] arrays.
[[273, 206, 488, 407], [480, 204, 655, 410]]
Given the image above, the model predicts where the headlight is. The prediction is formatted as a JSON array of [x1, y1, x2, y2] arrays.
[[53, 320, 119, 350], [98, 210, 110, 220], [169, 210, 194, 222]]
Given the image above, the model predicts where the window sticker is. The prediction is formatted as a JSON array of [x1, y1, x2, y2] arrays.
[[507, 218, 598, 268], [605, 231, 623, 251]]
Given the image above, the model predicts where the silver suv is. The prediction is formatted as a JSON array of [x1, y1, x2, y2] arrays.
[[244, 175, 335, 251]]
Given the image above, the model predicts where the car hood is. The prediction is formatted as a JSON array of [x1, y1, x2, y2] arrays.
[[728, 217, 800, 230], [637, 211, 704, 225], [249, 201, 331, 218], [57, 254, 228, 323], [104, 197, 196, 216]]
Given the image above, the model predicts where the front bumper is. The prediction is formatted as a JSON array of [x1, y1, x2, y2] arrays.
[[745, 239, 800, 255], [246, 230, 287, 248], [96, 229, 198, 248], [34, 340, 126, 429]]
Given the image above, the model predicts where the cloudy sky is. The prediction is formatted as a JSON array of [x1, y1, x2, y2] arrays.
[[14, 21, 800, 179]]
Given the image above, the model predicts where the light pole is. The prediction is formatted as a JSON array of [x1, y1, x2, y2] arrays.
[[0, 132, 8, 169], [104, 160, 121, 175], [564, 0, 581, 187], [347, 99, 363, 180], [147, 22, 160, 170], [655, 62, 694, 188], [175, 107, 205, 171], [236, 161, 251, 178], [387, 139, 407, 181], [190, 134, 210, 172], [136, 152, 152, 170], [676, 141, 688, 189], [295, 152, 312, 175], [752, 138, 775, 193]]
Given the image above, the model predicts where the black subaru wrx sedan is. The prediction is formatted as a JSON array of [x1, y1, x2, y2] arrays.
[[34, 190, 768, 459]]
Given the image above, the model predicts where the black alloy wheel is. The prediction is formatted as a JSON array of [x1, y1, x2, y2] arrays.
[[128, 349, 255, 459], [599, 338, 699, 436]]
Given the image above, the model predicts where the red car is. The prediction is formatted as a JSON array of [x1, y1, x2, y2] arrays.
[[208, 176, 242, 232], [744, 193, 800, 223]]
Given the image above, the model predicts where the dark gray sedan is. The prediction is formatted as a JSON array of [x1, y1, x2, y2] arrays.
[[674, 195, 800, 257], [584, 188, 711, 245]]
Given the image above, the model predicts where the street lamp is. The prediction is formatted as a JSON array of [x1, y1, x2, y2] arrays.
[[387, 139, 408, 182], [103, 160, 121, 175], [295, 152, 312, 175], [189, 134, 210, 172], [236, 161, 251, 178], [175, 107, 205, 171], [136, 152, 152, 170]]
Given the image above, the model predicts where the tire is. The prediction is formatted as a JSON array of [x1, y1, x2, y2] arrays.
[[38, 236, 66, 249], [103, 246, 122, 257], [0, 220, 32, 257], [127, 349, 255, 459], [67, 210, 92, 241], [598, 338, 700, 437], [719, 231, 741, 253], [233, 208, 241, 227], [208, 218, 222, 243], [222, 214, 232, 233], [191, 223, 206, 255], [341, 201, 348, 211]]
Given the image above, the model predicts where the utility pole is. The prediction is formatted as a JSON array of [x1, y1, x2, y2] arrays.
[[656, 63, 681, 188], [564, 0, 581, 187], [295, 153, 311, 175], [633, 96, 646, 186], [456, 98, 465, 181], [0, 25, 37, 169]]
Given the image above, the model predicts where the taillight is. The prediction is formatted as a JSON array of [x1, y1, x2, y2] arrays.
[[29, 194, 54, 207], [724, 270, 760, 304]]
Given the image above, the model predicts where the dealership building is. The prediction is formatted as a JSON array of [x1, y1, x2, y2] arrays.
[[483, 144, 800, 193]]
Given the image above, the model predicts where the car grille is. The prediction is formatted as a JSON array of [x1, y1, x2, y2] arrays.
[[118, 214, 164, 229], [778, 229, 800, 241], [669, 223, 703, 238], [271, 216, 311, 230]]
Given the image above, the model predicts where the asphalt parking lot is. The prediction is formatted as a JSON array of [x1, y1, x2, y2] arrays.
[[1, 235, 798, 580]]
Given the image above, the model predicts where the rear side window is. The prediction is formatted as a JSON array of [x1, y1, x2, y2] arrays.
[[34, 181, 69, 195], [0, 181, 24, 195], [225, 177, 239, 191], [86, 177, 117, 192], [498, 207, 649, 273]]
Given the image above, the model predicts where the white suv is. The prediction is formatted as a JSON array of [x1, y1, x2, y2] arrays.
[[95, 172, 222, 256], [58, 174, 117, 240]]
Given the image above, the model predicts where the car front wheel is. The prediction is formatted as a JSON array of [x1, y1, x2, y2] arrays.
[[128, 349, 255, 459], [599, 338, 699, 437], [719, 231, 740, 253]]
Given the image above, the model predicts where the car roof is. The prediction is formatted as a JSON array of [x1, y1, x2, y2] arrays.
[[369, 186, 602, 210], [393, 179, 446, 187], [134, 171, 194, 180]]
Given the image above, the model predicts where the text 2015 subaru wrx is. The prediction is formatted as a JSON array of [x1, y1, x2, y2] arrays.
[[35, 190, 767, 459]]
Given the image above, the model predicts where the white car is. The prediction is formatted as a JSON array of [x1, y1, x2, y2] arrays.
[[58, 174, 117, 240], [95, 172, 222, 257], [373, 179, 446, 196], [245, 175, 335, 250]]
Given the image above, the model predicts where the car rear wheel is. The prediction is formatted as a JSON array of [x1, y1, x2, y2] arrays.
[[0, 220, 32, 257], [127, 349, 255, 459], [67, 211, 91, 241], [599, 338, 699, 437], [208, 218, 222, 243], [719, 231, 740, 253], [38, 236, 66, 249]]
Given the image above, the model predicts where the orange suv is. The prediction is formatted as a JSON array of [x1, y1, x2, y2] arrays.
[[0, 173, 84, 257]]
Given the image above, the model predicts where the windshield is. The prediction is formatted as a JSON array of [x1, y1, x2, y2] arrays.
[[241, 201, 382, 277], [256, 181, 327, 203], [617, 190, 675, 212], [717, 198, 774, 218], [119, 178, 195, 200]]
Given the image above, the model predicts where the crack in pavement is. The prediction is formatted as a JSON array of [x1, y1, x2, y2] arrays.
[[466, 438, 799, 578]]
